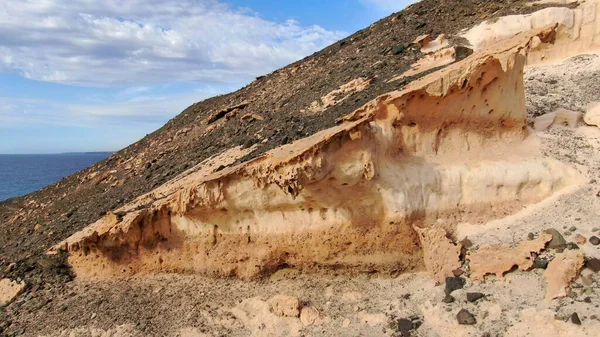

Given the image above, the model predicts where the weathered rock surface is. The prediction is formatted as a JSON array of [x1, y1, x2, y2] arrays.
[[52, 26, 580, 280], [414, 226, 461, 285], [467, 234, 552, 280], [267, 295, 300, 317], [585, 102, 600, 126], [460, 1, 600, 65], [0, 278, 26, 306], [544, 250, 584, 301]]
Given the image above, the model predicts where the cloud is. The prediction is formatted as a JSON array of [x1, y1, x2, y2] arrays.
[[0, 87, 219, 129], [0, 0, 347, 87]]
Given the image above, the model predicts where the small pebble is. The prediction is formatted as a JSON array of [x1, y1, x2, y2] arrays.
[[460, 238, 473, 248], [569, 226, 577, 232], [571, 312, 581, 325], [466, 292, 485, 303], [586, 258, 600, 272], [545, 229, 567, 249], [589, 236, 600, 246], [581, 275, 594, 286], [442, 295, 455, 303], [527, 232, 534, 240], [533, 257, 548, 269], [456, 309, 476, 325], [584, 297, 592, 303], [444, 277, 465, 295], [575, 234, 587, 245]]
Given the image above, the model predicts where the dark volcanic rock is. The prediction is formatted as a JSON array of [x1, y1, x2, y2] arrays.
[[571, 312, 581, 325], [545, 228, 567, 250], [459, 238, 473, 248], [590, 236, 600, 246], [533, 257, 549, 269], [445, 276, 466, 295], [442, 295, 455, 303], [396, 318, 413, 334], [466, 292, 485, 303], [586, 258, 600, 273], [456, 309, 476, 325]]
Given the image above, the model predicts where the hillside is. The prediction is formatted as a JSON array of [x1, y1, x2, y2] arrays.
[[2, 0, 600, 336]]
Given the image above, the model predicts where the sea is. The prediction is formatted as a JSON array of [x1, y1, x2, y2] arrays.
[[0, 152, 112, 202]]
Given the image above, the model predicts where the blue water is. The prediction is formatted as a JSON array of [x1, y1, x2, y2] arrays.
[[0, 153, 112, 202]]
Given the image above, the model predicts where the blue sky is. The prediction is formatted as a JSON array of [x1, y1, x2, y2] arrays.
[[0, 0, 413, 154]]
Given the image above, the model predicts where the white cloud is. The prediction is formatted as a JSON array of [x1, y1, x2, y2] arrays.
[[0, 0, 347, 87], [0, 88, 219, 129]]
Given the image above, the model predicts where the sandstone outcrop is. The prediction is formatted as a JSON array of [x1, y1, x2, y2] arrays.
[[460, 0, 600, 65], [51, 26, 580, 280], [584, 101, 600, 126], [544, 250, 585, 301], [467, 234, 552, 280], [0, 278, 26, 306]]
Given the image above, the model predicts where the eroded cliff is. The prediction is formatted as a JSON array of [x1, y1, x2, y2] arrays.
[[53, 26, 580, 280]]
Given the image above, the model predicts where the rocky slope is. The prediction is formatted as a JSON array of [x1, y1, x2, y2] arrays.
[[2, 0, 600, 336]]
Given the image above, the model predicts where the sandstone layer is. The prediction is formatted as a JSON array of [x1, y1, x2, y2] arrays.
[[53, 26, 579, 280], [460, 0, 600, 65]]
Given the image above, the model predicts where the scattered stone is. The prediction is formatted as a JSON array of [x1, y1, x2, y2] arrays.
[[395, 318, 413, 334], [533, 257, 549, 269], [592, 227, 600, 233], [566, 242, 580, 250], [460, 238, 473, 248], [414, 226, 461, 284], [584, 297, 592, 303], [527, 232, 535, 240], [554, 314, 566, 321], [342, 318, 351, 328], [581, 275, 593, 286], [442, 295, 455, 303], [544, 250, 585, 301], [545, 229, 567, 250], [564, 231, 572, 237], [571, 312, 581, 325], [445, 276, 465, 295], [586, 258, 600, 272], [267, 295, 300, 317], [466, 292, 485, 303], [4, 263, 15, 273], [452, 269, 464, 277], [575, 234, 587, 245], [240, 113, 265, 122], [468, 234, 551, 279], [569, 226, 577, 232], [391, 44, 407, 55], [584, 102, 600, 127], [456, 309, 476, 325], [589, 236, 600, 246], [300, 307, 319, 326], [0, 278, 26, 306]]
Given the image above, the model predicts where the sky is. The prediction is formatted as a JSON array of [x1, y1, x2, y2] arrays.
[[0, 0, 413, 154]]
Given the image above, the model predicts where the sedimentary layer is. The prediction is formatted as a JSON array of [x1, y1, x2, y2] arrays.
[[52, 26, 580, 279]]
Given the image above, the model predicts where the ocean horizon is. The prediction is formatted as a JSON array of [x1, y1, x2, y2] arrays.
[[0, 152, 112, 202]]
